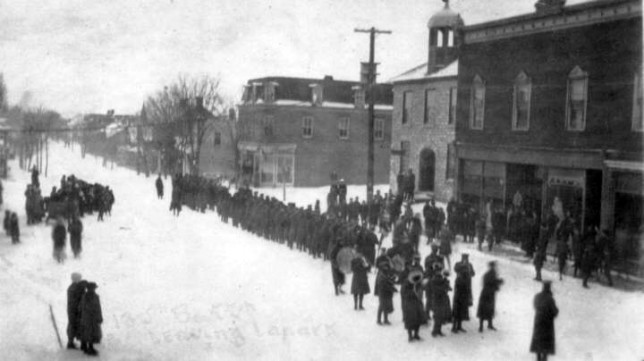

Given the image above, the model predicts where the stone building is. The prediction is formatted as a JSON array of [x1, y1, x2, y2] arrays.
[[389, 1, 462, 202]]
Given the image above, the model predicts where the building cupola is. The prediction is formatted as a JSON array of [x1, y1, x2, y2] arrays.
[[427, 0, 464, 75]]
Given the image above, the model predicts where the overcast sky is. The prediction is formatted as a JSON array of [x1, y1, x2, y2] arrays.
[[0, 0, 585, 117]]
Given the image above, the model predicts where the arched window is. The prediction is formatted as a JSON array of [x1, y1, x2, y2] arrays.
[[470, 75, 485, 129], [513, 71, 532, 131], [566, 66, 588, 131]]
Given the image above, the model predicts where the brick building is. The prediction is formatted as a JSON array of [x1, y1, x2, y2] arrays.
[[237, 76, 393, 187], [455, 0, 642, 268], [389, 2, 462, 202]]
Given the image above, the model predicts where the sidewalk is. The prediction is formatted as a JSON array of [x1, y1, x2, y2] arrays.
[[460, 237, 644, 293]]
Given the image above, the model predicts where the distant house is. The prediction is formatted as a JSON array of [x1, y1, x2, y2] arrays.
[[237, 75, 393, 187]]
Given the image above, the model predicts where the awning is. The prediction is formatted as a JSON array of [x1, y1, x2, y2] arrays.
[[238, 141, 296, 153], [604, 160, 644, 172]]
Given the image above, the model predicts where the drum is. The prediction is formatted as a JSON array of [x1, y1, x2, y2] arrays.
[[337, 247, 356, 275]]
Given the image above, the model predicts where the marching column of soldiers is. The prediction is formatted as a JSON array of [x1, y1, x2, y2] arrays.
[[167, 174, 572, 358], [168, 174, 509, 344]]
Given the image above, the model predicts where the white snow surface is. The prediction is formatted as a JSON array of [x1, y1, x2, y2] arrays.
[[0, 143, 643, 361]]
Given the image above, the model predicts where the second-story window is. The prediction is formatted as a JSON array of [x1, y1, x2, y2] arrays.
[[633, 71, 643, 132], [213, 131, 221, 146], [566, 66, 588, 131], [375, 118, 384, 140], [402, 91, 412, 124], [263, 116, 274, 136], [302, 116, 313, 138], [470, 75, 485, 130], [513, 71, 532, 131], [449, 87, 457, 125], [424, 89, 435, 125], [338, 117, 350, 139]]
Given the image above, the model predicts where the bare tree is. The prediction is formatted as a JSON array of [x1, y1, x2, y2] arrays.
[[145, 74, 226, 175]]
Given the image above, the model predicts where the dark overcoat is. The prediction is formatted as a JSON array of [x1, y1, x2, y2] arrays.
[[431, 275, 452, 323], [67, 281, 86, 339], [477, 269, 503, 320], [68, 220, 83, 254], [52, 223, 67, 250], [351, 257, 371, 295], [376, 272, 397, 314], [452, 274, 471, 321], [530, 291, 558, 355], [401, 281, 425, 329], [80, 291, 103, 343]]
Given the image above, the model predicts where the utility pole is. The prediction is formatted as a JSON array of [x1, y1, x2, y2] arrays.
[[355, 27, 391, 206]]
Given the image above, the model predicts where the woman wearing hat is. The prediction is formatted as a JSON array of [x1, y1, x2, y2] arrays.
[[80, 282, 103, 356], [530, 281, 559, 361]]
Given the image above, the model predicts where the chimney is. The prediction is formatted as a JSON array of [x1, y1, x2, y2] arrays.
[[195, 96, 204, 110], [228, 108, 237, 121], [535, 0, 566, 15]]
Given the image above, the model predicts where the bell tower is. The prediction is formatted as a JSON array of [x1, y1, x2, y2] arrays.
[[427, 0, 464, 74]]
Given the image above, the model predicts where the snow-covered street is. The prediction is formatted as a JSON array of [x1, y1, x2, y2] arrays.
[[1, 143, 643, 361]]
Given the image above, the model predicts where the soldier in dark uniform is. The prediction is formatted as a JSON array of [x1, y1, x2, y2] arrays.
[[376, 263, 397, 325], [66, 273, 86, 349], [530, 281, 558, 361], [477, 261, 503, 332], [431, 269, 452, 337], [155, 175, 164, 199], [68, 216, 83, 258]]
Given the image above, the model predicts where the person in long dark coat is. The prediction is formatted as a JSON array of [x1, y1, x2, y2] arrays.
[[376, 264, 397, 325], [431, 269, 452, 337], [52, 219, 67, 263], [451, 268, 471, 333], [68, 217, 83, 258], [80, 282, 103, 356], [423, 244, 444, 320], [477, 261, 503, 332], [66, 273, 86, 349], [454, 253, 475, 311], [31, 165, 40, 187], [401, 277, 425, 342], [530, 281, 559, 361], [351, 252, 371, 310], [408, 214, 423, 253], [3, 210, 10, 236], [10, 212, 19, 244], [155, 175, 164, 199]]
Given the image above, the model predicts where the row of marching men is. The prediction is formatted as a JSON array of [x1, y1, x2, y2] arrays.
[[182, 183, 556, 360], [215, 187, 380, 264]]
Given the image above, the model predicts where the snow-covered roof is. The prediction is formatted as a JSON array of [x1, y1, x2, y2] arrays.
[[391, 60, 458, 83], [271, 100, 392, 111]]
